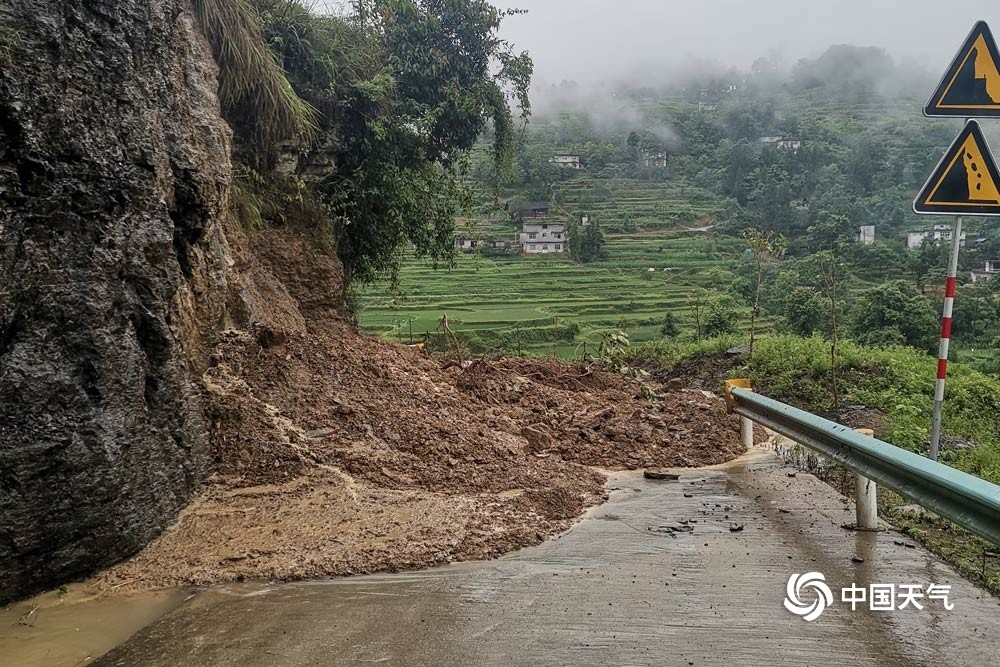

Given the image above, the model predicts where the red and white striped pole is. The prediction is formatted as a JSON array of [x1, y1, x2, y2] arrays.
[[929, 216, 963, 461]]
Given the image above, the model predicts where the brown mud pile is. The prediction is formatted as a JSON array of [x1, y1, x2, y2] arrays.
[[92, 230, 748, 592]]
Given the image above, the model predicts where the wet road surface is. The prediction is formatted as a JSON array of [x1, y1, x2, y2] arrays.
[[89, 447, 1000, 667]]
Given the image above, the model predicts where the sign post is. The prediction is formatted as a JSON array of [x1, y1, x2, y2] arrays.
[[917, 21, 1000, 460], [928, 216, 961, 461]]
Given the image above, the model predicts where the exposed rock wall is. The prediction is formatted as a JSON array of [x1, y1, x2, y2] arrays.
[[0, 0, 234, 601]]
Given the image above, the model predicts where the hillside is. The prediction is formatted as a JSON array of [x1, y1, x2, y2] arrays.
[[0, 0, 753, 602], [361, 45, 1000, 376]]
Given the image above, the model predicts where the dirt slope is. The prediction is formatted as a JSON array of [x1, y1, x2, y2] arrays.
[[91, 229, 747, 591]]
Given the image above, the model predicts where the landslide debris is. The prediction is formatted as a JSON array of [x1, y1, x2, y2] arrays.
[[93, 229, 748, 592]]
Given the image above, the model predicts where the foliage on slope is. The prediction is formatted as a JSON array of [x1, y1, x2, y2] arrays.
[[194, 0, 532, 285]]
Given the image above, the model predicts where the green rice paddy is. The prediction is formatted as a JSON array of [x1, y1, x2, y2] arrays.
[[358, 232, 775, 356]]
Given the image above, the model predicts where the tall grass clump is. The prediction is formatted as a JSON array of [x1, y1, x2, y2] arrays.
[[193, 0, 317, 150]]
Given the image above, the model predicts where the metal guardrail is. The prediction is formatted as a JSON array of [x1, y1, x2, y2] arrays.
[[728, 385, 1000, 547]]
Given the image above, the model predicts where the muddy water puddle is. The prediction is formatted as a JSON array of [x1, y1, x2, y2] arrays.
[[0, 585, 190, 666]]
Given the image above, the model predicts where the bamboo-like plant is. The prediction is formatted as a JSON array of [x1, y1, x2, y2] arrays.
[[193, 0, 317, 147]]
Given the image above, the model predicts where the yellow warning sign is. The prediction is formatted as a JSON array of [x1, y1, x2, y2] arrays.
[[925, 21, 1000, 117], [914, 120, 1000, 215]]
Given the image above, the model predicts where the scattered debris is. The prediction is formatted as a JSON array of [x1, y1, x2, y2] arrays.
[[937, 435, 980, 452], [17, 605, 38, 627], [649, 524, 695, 537]]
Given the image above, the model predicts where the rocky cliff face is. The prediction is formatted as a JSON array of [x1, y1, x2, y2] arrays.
[[0, 0, 234, 601]]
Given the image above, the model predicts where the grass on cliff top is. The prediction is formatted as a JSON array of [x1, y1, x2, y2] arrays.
[[194, 0, 317, 144]]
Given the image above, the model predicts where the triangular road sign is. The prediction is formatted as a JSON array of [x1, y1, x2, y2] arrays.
[[925, 21, 1000, 117], [914, 120, 1000, 215]]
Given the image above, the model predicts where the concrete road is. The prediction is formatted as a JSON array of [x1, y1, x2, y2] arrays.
[[96, 448, 1000, 666]]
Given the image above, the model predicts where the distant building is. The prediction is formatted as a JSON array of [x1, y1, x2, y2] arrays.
[[519, 222, 566, 254], [907, 224, 968, 250], [581, 215, 591, 226], [759, 136, 801, 151], [514, 201, 550, 220], [858, 225, 876, 246], [456, 237, 511, 253], [698, 101, 718, 112], [971, 260, 1000, 283], [640, 149, 668, 168], [551, 155, 582, 169]]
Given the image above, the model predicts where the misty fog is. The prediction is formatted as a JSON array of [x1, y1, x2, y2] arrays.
[[316, 1, 998, 83]]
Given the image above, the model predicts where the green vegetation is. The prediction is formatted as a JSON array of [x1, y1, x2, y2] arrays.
[[358, 234, 774, 355], [194, 0, 317, 146], [737, 335, 1000, 469], [199, 0, 531, 285], [567, 220, 607, 263], [361, 41, 1000, 376]]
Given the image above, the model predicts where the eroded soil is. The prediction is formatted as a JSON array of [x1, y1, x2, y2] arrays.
[[94, 326, 747, 591], [91, 229, 750, 592]]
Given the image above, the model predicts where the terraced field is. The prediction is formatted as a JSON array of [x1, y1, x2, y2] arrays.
[[550, 177, 727, 230], [358, 232, 776, 357]]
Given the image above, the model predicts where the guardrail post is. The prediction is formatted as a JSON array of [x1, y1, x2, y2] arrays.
[[854, 429, 878, 531], [725, 380, 755, 450], [740, 415, 754, 449]]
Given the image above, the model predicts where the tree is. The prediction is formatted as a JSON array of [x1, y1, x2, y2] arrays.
[[912, 240, 948, 294], [255, 0, 533, 284], [747, 165, 795, 236], [689, 290, 703, 342], [719, 139, 758, 205], [783, 287, 826, 336], [569, 220, 608, 263], [517, 143, 560, 197], [703, 293, 740, 337], [810, 249, 845, 411], [849, 281, 939, 354], [742, 227, 787, 357], [660, 312, 680, 338], [804, 212, 853, 253]]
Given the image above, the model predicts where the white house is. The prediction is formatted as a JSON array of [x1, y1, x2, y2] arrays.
[[759, 136, 801, 151], [640, 149, 668, 168], [550, 155, 582, 169], [519, 222, 567, 254], [858, 225, 875, 246], [455, 237, 479, 251], [907, 224, 968, 250], [971, 260, 1000, 283]]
